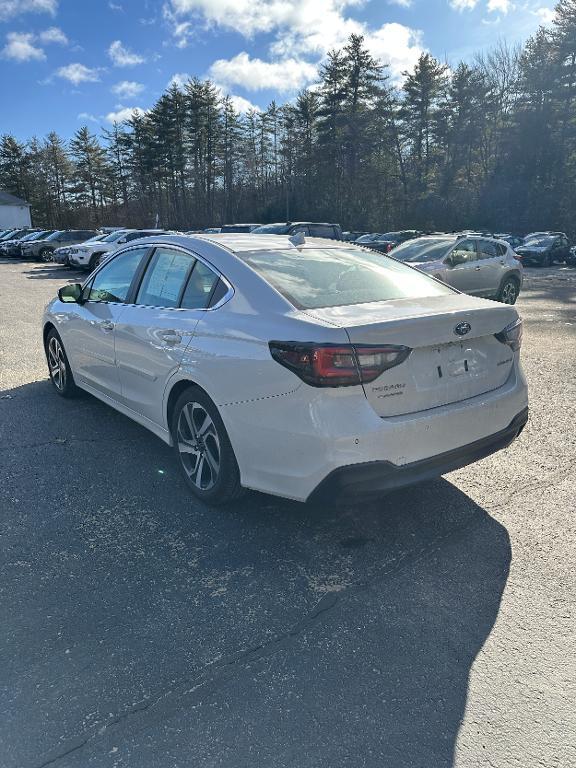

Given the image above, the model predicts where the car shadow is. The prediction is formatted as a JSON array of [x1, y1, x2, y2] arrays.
[[20, 263, 85, 280], [1, 379, 511, 768]]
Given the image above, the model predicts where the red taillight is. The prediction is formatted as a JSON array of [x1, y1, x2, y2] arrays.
[[513, 252, 523, 261], [269, 342, 411, 388], [386, 243, 393, 252]]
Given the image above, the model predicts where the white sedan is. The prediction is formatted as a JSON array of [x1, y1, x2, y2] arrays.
[[43, 234, 528, 504]]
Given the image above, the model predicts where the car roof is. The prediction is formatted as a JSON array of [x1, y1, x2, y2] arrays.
[[134, 233, 347, 253]]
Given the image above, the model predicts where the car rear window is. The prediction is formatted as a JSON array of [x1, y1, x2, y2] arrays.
[[239, 247, 454, 310]]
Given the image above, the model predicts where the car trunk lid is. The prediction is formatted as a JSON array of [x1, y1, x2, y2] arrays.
[[304, 295, 518, 417]]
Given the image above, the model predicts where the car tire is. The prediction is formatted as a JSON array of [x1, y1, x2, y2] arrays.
[[497, 277, 519, 305], [44, 329, 80, 398], [171, 386, 244, 505], [88, 253, 100, 272], [542, 252, 552, 268], [39, 248, 53, 263]]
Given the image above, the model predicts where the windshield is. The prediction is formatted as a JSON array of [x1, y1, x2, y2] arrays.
[[1, 229, 27, 240], [522, 236, 554, 247], [46, 230, 65, 241], [83, 233, 108, 244], [356, 233, 382, 243], [392, 238, 455, 263], [251, 224, 291, 235], [101, 230, 129, 242], [239, 247, 453, 310], [20, 231, 44, 241]]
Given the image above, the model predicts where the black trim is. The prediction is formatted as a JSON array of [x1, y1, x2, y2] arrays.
[[308, 407, 529, 502]]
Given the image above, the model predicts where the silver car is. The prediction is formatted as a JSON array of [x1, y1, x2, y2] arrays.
[[391, 235, 523, 304]]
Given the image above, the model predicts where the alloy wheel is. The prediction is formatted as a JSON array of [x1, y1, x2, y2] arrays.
[[501, 282, 517, 304], [47, 336, 67, 391], [177, 402, 221, 490]]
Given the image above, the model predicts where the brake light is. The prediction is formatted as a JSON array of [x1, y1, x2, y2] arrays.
[[386, 243, 393, 252], [495, 318, 522, 351], [268, 342, 411, 387]]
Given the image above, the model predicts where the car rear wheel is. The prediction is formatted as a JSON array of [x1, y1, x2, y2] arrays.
[[45, 329, 80, 398], [498, 278, 519, 305], [172, 387, 244, 505]]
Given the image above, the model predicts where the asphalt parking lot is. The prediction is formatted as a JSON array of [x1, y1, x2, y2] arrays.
[[1, 260, 575, 768]]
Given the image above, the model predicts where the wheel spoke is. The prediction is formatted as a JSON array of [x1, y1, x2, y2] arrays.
[[204, 443, 220, 479], [192, 454, 206, 487], [178, 440, 199, 455]]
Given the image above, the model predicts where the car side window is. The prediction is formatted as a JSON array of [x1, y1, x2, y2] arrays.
[[291, 225, 309, 236], [309, 224, 333, 238], [477, 240, 499, 259], [180, 261, 220, 309], [136, 247, 195, 308], [87, 247, 149, 303], [450, 240, 477, 263], [125, 231, 144, 242]]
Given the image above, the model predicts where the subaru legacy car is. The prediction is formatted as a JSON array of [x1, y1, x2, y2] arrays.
[[43, 234, 528, 505], [391, 235, 523, 304]]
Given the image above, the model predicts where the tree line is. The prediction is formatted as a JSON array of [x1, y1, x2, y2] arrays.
[[1, 0, 575, 236]]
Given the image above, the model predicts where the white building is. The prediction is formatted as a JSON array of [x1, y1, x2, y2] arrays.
[[0, 191, 32, 229]]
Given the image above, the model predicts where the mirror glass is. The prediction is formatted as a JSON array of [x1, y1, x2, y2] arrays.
[[58, 283, 83, 303]]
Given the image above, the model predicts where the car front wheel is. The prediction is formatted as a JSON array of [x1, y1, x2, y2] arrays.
[[171, 387, 243, 505], [45, 329, 80, 398], [39, 248, 53, 263]]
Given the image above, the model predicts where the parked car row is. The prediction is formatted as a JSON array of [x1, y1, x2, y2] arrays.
[[350, 228, 574, 268]]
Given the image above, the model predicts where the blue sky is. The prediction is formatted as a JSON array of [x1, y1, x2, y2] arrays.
[[0, 0, 557, 140]]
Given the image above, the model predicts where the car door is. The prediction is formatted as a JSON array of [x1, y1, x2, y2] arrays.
[[62, 246, 150, 399], [474, 239, 506, 296], [114, 246, 222, 428], [443, 239, 484, 294]]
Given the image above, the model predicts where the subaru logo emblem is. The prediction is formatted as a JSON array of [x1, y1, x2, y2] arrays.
[[454, 322, 471, 336]]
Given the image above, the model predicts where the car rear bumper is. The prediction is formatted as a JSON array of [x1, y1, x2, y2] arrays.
[[309, 407, 528, 501], [222, 360, 529, 502]]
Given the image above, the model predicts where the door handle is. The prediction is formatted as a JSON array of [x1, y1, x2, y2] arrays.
[[160, 330, 182, 345], [100, 321, 114, 331]]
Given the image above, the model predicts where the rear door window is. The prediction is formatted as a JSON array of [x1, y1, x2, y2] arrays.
[[477, 240, 499, 259], [309, 224, 335, 238], [136, 247, 195, 308]]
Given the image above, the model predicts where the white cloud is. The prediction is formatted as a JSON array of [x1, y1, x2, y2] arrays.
[[533, 6, 555, 24], [39, 26, 68, 44], [77, 111, 99, 123], [228, 94, 260, 113], [449, 0, 478, 9], [1, 31, 45, 61], [487, 0, 512, 12], [168, 1, 424, 90], [167, 71, 191, 89], [108, 1, 123, 10], [364, 23, 423, 80], [56, 62, 100, 84], [0, 0, 57, 21], [209, 52, 318, 92], [108, 39, 144, 67], [388, 0, 412, 6], [111, 79, 144, 98], [105, 105, 147, 123]]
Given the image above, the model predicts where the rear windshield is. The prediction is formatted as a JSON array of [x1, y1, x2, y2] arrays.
[[239, 247, 454, 310], [392, 238, 455, 263], [251, 224, 291, 235]]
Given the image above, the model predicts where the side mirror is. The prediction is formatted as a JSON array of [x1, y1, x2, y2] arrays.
[[118, 237, 127, 244], [58, 283, 83, 304]]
